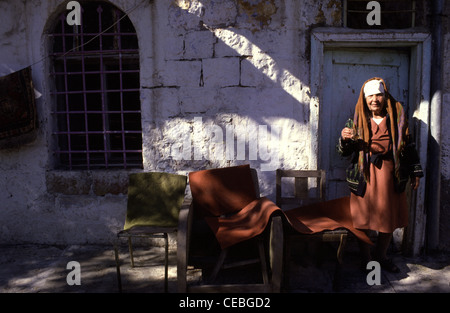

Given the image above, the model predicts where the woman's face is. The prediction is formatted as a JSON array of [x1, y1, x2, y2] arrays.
[[365, 93, 385, 116]]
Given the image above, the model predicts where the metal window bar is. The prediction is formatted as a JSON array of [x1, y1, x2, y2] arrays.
[[80, 13, 90, 168], [116, 8, 127, 168], [50, 3, 142, 170], [61, 14, 72, 168], [98, 5, 109, 169], [343, 0, 416, 28]]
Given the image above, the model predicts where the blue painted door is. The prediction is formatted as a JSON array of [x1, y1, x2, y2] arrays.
[[321, 48, 410, 199]]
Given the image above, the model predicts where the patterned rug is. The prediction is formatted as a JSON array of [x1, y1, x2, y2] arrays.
[[0, 67, 37, 147]]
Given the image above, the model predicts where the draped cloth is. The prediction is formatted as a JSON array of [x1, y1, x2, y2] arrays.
[[284, 196, 373, 245], [189, 165, 372, 249], [0, 67, 37, 147], [204, 197, 282, 249], [205, 196, 373, 249]]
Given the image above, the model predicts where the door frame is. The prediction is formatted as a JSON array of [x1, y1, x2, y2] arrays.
[[310, 28, 431, 256]]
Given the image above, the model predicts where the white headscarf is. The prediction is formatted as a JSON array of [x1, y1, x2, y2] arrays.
[[363, 79, 384, 97]]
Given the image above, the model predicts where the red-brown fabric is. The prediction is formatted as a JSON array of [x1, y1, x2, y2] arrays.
[[205, 197, 281, 249], [189, 165, 372, 250], [189, 164, 257, 217], [285, 196, 373, 245]]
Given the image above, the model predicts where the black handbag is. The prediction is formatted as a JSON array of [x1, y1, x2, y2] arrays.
[[346, 160, 367, 197]]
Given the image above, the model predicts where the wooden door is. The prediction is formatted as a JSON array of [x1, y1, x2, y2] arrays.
[[321, 48, 410, 200]]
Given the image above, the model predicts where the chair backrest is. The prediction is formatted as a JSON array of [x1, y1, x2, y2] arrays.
[[123, 172, 187, 230], [188, 164, 259, 217], [276, 169, 326, 209]]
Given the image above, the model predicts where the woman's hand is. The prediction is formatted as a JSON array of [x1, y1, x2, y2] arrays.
[[411, 176, 421, 191], [341, 127, 354, 141]]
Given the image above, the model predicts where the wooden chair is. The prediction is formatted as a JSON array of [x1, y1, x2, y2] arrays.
[[177, 165, 283, 293], [276, 169, 347, 291], [114, 172, 187, 292]]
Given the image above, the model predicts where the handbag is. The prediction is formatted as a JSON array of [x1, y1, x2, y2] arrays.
[[346, 161, 366, 197]]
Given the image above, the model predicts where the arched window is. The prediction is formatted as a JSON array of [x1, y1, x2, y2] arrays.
[[49, 1, 142, 170]]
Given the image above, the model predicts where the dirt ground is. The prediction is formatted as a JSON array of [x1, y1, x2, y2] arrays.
[[0, 242, 449, 294]]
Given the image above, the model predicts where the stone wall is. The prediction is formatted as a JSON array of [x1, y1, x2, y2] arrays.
[[0, 0, 342, 244]]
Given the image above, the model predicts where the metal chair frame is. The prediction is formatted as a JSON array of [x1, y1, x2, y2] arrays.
[[114, 226, 175, 293], [113, 172, 187, 293]]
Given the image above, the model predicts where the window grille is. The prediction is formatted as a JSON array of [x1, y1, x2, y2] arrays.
[[343, 0, 417, 29], [49, 2, 142, 170]]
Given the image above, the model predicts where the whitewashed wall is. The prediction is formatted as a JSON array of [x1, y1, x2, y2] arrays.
[[0, 0, 342, 244]]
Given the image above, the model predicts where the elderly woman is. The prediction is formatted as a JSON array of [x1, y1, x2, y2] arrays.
[[337, 77, 423, 273]]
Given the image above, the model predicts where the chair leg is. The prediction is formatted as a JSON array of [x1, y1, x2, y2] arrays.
[[164, 233, 169, 293], [269, 216, 283, 292], [333, 233, 347, 292], [336, 233, 347, 264], [127, 237, 135, 268], [114, 243, 122, 293], [257, 239, 269, 285], [283, 235, 292, 289], [209, 248, 228, 283]]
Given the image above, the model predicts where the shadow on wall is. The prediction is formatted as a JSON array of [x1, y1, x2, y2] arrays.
[[156, 0, 325, 180]]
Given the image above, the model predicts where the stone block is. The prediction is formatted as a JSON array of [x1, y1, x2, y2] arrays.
[[46, 171, 92, 195], [179, 87, 217, 113], [91, 171, 129, 196], [202, 57, 240, 87], [256, 87, 296, 117], [162, 60, 202, 87], [168, 0, 203, 31], [201, 0, 237, 28], [236, 0, 282, 32], [168, 0, 238, 30], [216, 86, 258, 114], [184, 31, 215, 59], [240, 56, 270, 87], [213, 28, 253, 57], [163, 33, 185, 60], [149, 87, 181, 119]]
